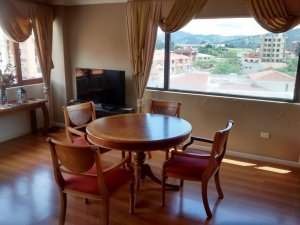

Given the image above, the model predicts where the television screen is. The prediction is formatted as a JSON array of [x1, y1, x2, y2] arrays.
[[75, 68, 125, 107]]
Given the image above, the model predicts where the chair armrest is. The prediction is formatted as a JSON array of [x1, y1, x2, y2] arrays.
[[102, 156, 131, 175], [163, 150, 212, 169], [191, 136, 214, 143], [73, 124, 87, 130], [171, 150, 211, 159], [67, 127, 86, 137], [182, 135, 214, 150]]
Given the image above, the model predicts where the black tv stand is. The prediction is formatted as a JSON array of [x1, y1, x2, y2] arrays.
[[101, 104, 116, 111], [67, 100, 133, 118], [94, 103, 133, 118]]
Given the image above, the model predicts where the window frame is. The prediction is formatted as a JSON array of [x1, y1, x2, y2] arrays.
[[1, 35, 43, 87], [147, 20, 300, 103]]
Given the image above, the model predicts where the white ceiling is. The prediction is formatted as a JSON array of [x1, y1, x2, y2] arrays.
[[43, 0, 126, 5]]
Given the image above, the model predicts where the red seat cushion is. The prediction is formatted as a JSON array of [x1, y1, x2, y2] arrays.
[[72, 136, 89, 145], [183, 149, 211, 157], [105, 169, 133, 193], [64, 175, 99, 194], [63, 169, 132, 195], [164, 155, 219, 180], [86, 163, 110, 175]]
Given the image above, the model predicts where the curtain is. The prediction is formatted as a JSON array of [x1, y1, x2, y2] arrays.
[[126, 0, 161, 112], [159, 0, 208, 33], [127, 0, 208, 112], [246, 0, 300, 33], [0, 0, 32, 42], [27, 3, 54, 126], [0, 0, 54, 126]]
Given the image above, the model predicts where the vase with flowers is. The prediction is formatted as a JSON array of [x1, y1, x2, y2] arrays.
[[0, 64, 16, 105]]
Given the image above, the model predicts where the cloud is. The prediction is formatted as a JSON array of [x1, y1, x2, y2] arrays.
[[179, 18, 271, 36]]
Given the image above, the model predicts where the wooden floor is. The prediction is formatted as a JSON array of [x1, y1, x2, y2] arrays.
[[0, 128, 299, 225]]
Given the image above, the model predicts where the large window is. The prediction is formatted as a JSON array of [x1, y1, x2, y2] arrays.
[[0, 27, 42, 86], [148, 18, 300, 102]]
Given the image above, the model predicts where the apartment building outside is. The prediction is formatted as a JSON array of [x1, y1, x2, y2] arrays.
[[291, 41, 299, 55], [0, 31, 14, 70], [0, 29, 41, 80], [259, 33, 286, 63]]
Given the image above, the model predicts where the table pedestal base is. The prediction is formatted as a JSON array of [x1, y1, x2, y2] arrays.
[[133, 151, 179, 192]]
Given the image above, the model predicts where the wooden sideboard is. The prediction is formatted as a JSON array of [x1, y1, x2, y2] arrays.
[[0, 99, 49, 135]]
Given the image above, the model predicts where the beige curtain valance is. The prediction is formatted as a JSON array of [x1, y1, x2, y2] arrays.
[[0, 0, 32, 42], [0, 0, 54, 126], [246, 0, 300, 33], [0, 0, 54, 83], [127, 0, 209, 112], [196, 0, 250, 18], [127, 0, 161, 112], [159, 0, 208, 33], [27, 3, 54, 86]]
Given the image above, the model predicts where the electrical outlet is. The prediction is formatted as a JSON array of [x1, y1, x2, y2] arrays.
[[260, 132, 270, 139]]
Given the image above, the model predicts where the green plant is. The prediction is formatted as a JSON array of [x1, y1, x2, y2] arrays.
[[0, 64, 16, 89]]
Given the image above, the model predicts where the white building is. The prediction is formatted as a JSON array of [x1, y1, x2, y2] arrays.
[[259, 33, 286, 63]]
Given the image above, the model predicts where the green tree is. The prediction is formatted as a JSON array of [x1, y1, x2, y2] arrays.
[[194, 60, 215, 69], [212, 60, 242, 74], [198, 44, 220, 56], [222, 49, 237, 58], [170, 41, 176, 51], [198, 45, 237, 58], [296, 44, 300, 55], [277, 57, 298, 76], [155, 40, 165, 50]]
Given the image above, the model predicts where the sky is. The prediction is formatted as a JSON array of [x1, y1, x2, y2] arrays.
[[170, 18, 300, 36], [179, 18, 268, 36]]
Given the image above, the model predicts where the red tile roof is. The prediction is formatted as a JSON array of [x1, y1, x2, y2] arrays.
[[249, 70, 295, 82]]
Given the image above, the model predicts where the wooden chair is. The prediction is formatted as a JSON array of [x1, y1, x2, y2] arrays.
[[148, 99, 182, 159], [62, 101, 126, 160], [47, 138, 134, 225], [150, 99, 181, 117], [161, 120, 234, 218], [62, 101, 96, 145]]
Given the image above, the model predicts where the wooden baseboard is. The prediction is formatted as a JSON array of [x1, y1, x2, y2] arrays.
[[190, 144, 300, 168]]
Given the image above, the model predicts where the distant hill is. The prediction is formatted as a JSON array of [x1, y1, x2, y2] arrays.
[[224, 28, 300, 50], [223, 35, 261, 49], [156, 28, 300, 51], [285, 28, 300, 48], [157, 31, 245, 45], [172, 31, 245, 44]]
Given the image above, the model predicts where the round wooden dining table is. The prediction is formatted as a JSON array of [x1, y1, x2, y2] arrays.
[[86, 113, 192, 194]]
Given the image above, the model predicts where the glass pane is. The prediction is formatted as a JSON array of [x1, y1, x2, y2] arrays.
[[19, 34, 42, 80], [0, 29, 15, 71], [148, 27, 164, 88], [169, 18, 300, 100]]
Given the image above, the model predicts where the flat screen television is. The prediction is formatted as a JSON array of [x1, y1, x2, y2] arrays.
[[75, 68, 125, 107]]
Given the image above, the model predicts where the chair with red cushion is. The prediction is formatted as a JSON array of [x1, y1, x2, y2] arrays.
[[161, 120, 234, 218], [148, 99, 182, 159], [47, 138, 134, 225], [62, 101, 96, 145]]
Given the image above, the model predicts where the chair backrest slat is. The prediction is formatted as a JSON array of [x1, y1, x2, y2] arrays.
[[62, 101, 96, 143], [63, 101, 96, 127], [150, 99, 181, 117], [210, 120, 234, 164], [48, 138, 98, 175]]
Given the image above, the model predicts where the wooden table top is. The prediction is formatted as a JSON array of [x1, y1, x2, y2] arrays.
[[0, 98, 47, 115], [86, 113, 192, 151]]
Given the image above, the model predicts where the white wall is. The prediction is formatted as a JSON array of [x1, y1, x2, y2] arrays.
[[2, 2, 300, 167], [64, 3, 134, 109], [0, 84, 46, 142], [145, 90, 300, 166], [52, 2, 300, 166], [50, 3, 135, 125]]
